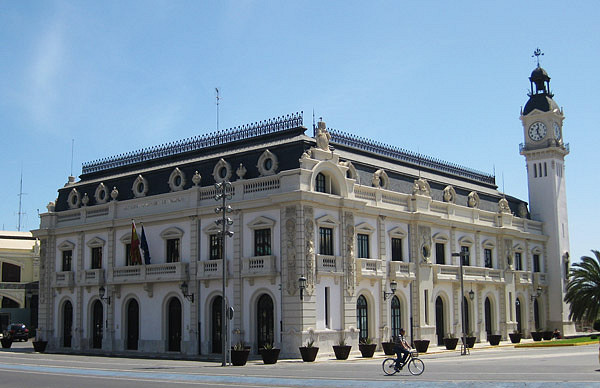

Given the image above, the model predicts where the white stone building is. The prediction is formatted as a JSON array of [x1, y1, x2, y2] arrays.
[[33, 65, 573, 358]]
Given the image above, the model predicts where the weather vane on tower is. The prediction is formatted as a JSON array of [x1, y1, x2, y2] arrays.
[[532, 48, 544, 67]]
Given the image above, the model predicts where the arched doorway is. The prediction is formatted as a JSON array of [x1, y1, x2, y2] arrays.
[[1, 297, 19, 308], [167, 297, 181, 352], [435, 296, 445, 345], [257, 294, 274, 348], [391, 296, 401, 339], [126, 299, 139, 350], [515, 298, 522, 334], [533, 299, 540, 331], [356, 295, 368, 342], [92, 300, 103, 349], [484, 297, 492, 337], [211, 296, 222, 353], [463, 296, 470, 335], [63, 301, 73, 348]]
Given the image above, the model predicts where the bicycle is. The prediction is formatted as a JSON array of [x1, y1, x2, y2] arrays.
[[382, 350, 425, 376]]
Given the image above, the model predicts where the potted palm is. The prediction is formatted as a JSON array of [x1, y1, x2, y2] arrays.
[[231, 342, 250, 366], [381, 337, 396, 355], [443, 333, 459, 350], [358, 337, 376, 358], [332, 338, 352, 360], [509, 330, 522, 344], [259, 342, 280, 364], [299, 339, 319, 362]]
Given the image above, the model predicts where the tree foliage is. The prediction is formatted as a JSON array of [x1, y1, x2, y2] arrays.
[[564, 250, 600, 322]]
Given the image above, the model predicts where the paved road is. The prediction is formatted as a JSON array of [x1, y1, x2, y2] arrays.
[[1, 341, 599, 388]]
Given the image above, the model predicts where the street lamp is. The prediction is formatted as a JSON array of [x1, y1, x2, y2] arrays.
[[98, 286, 111, 305], [298, 275, 307, 300], [531, 286, 542, 302], [383, 280, 398, 301], [452, 251, 469, 355], [215, 180, 234, 367], [180, 281, 194, 303]]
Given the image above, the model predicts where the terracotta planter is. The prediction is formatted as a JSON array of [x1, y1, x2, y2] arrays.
[[488, 334, 502, 346], [231, 349, 250, 366], [444, 337, 459, 350], [1, 338, 12, 349], [413, 339, 430, 353], [466, 336, 476, 348], [531, 331, 543, 341], [332, 345, 352, 360], [381, 342, 396, 356], [259, 348, 280, 364], [358, 343, 377, 358], [32, 340, 48, 352], [509, 333, 522, 344], [542, 331, 553, 341], [299, 346, 319, 362]]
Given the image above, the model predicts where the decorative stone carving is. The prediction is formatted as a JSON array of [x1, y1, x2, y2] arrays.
[[467, 191, 480, 208], [418, 226, 432, 264], [132, 175, 149, 198], [257, 149, 278, 176], [504, 239, 514, 270], [192, 171, 201, 186], [372, 169, 389, 189], [315, 120, 331, 151], [443, 185, 456, 203], [236, 164, 247, 179], [81, 193, 89, 206], [46, 201, 55, 212], [94, 183, 109, 204], [339, 160, 357, 180], [285, 206, 297, 296], [168, 167, 186, 192], [344, 212, 355, 295], [412, 177, 431, 196], [212, 158, 232, 183], [67, 188, 81, 209], [517, 203, 528, 218], [498, 197, 511, 213], [304, 206, 315, 296], [301, 149, 311, 160], [110, 186, 119, 201]]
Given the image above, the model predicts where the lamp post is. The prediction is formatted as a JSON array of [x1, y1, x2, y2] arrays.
[[530, 286, 542, 302], [451, 251, 469, 355], [98, 286, 111, 305], [180, 281, 194, 303], [215, 181, 234, 366], [383, 280, 398, 301]]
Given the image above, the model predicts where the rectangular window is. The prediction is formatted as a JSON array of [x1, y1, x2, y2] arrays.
[[461, 246, 470, 266], [515, 252, 522, 271], [325, 286, 330, 329], [62, 250, 73, 272], [509, 292, 513, 321], [484, 248, 493, 268], [424, 289, 429, 325], [435, 243, 445, 265], [357, 234, 369, 258], [533, 254, 540, 273], [125, 243, 132, 266], [209, 234, 222, 260], [91, 247, 102, 269], [166, 239, 180, 263], [391, 238, 403, 261], [254, 229, 271, 256], [1, 262, 21, 282], [544, 162, 547, 177], [319, 227, 333, 256], [533, 164, 537, 178]]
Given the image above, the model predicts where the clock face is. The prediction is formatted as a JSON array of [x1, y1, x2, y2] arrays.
[[553, 122, 561, 139], [528, 121, 547, 141]]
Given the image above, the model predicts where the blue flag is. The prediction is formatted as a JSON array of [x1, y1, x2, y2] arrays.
[[140, 225, 151, 265]]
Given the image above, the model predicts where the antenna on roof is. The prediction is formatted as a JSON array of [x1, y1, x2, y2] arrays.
[[502, 172, 505, 196], [312, 109, 316, 136], [17, 167, 27, 231], [70, 139, 74, 177], [215, 88, 221, 132], [417, 146, 422, 178]]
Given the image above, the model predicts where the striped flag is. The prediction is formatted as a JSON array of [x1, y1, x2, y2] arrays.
[[130, 221, 142, 265], [140, 224, 151, 265]]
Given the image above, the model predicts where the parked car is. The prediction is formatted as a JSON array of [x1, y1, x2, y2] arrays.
[[4, 323, 29, 341]]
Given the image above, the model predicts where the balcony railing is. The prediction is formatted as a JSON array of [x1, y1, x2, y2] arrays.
[[434, 265, 504, 283], [316, 255, 343, 274], [515, 271, 533, 285], [110, 262, 189, 284], [357, 258, 383, 278], [53, 271, 75, 288], [389, 261, 415, 281], [533, 272, 547, 286], [241, 255, 277, 277], [79, 269, 105, 286], [197, 259, 229, 280]]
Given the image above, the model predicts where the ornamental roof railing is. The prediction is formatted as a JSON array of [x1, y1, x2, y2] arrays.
[[82, 112, 304, 174], [325, 127, 496, 185]]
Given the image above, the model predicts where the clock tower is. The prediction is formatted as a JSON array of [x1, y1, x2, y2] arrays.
[[520, 52, 574, 334]]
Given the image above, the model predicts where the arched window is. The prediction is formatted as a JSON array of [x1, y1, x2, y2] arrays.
[[463, 296, 470, 336], [435, 296, 445, 345], [515, 298, 522, 334], [92, 300, 103, 349], [391, 296, 401, 339], [484, 297, 492, 337], [167, 298, 181, 352], [1, 297, 19, 308], [357, 295, 368, 342], [63, 301, 73, 348], [1, 262, 21, 282], [315, 173, 326, 193], [212, 296, 222, 353], [257, 294, 274, 349], [126, 299, 139, 350], [533, 299, 540, 331]]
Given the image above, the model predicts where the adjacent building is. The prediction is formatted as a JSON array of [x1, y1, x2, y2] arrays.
[[33, 65, 573, 358]]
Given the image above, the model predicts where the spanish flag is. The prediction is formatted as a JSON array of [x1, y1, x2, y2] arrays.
[[130, 220, 143, 265]]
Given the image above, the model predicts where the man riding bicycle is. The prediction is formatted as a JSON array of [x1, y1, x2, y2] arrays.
[[393, 328, 411, 370]]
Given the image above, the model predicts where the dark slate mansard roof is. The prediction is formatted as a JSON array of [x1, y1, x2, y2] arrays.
[[55, 112, 528, 217]]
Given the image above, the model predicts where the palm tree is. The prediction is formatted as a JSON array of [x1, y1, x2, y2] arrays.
[[564, 250, 600, 322]]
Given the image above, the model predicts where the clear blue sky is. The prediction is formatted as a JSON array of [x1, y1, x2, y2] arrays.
[[1, 1, 598, 263]]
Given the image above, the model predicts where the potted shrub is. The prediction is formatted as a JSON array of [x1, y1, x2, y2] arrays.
[[465, 333, 476, 348], [443, 333, 459, 350], [259, 342, 280, 364], [531, 329, 543, 342], [509, 331, 522, 344], [381, 338, 396, 356], [488, 334, 502, 346], [231, 342, 250, 366], [332, 338, 352, 360], [413, 339, 430, 353], [299, 339, 319, 362], [358, 337, 376, 358]]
